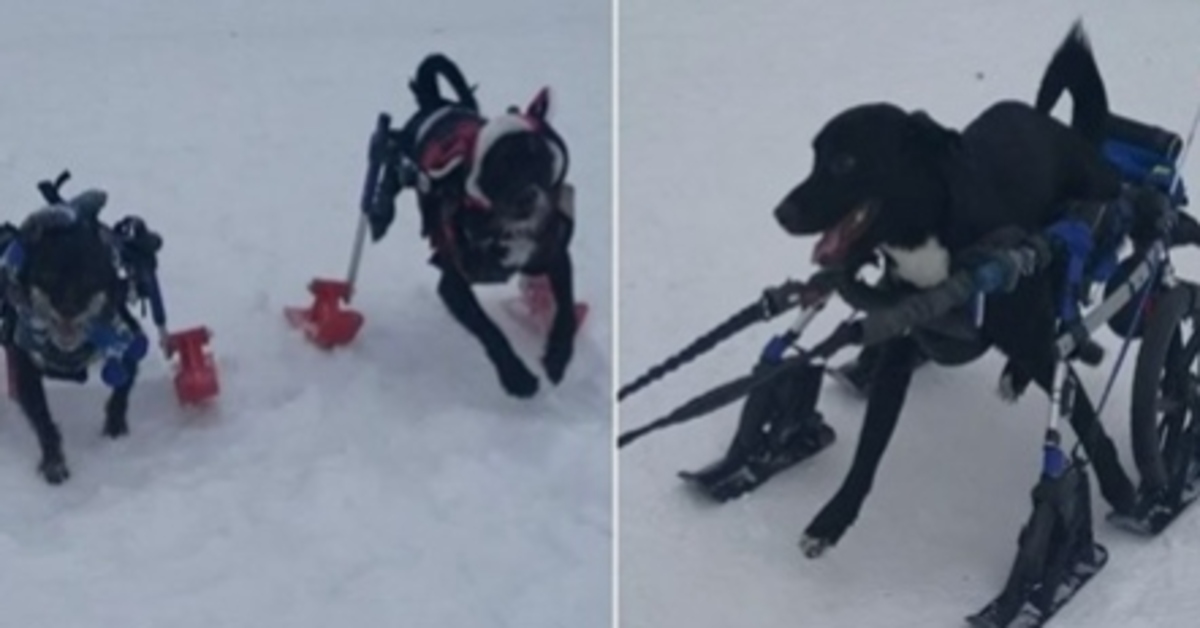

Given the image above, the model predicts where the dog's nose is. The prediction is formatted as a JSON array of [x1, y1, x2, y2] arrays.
[[774, 199, 800, 232]]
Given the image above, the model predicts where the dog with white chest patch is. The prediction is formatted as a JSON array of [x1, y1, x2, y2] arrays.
[[771, 22, 1199, 557], [367, 54, 579, 398]]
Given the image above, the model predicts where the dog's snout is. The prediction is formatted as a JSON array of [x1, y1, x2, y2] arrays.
[[774, 197, 802, 233]]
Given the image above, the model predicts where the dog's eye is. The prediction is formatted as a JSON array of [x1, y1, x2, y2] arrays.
[[79, 292, 108, 321], [30, 287, 52, 313], [518, 187, 541, 207], [829, 155, 857, 176]]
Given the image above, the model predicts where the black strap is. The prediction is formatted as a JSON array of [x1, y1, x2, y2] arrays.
[[36, 170, 71, 205]]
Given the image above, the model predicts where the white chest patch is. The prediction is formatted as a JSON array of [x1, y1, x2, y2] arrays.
[[501, 233, 538, 268], [881, 237, 951, 288]]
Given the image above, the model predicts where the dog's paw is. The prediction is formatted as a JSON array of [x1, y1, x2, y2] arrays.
[[802, 500, 854, 558], [542, 343, 573, 385], [103, 416, 129, 439], [498, 361, 540, 398], [997, 361, 1030, 403], [997, 371, 1020, 403], [38, 456, 70, 485], [799, 533, 835, 559]]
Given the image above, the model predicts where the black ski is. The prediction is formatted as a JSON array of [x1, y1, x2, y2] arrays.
[[1106, 457, 1200, 536], [967, 459, 1104, 628], [676, 360, 833, 501], [678, 419, 835, 502], [965, 543, 1107, 628]]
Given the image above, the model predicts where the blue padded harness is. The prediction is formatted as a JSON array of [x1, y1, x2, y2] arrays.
[[1042, 192, 1139, 322], [0, 207, 150, 388]]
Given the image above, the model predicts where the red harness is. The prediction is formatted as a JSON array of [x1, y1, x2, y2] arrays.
[[411, 89, 564, 279]]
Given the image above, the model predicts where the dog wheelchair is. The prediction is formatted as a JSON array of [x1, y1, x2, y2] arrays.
[[956, 114, 1199, 628], [618, 112, 1200, 628]]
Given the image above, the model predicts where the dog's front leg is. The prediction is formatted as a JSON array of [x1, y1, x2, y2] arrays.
[[437, 269, 539, 397], [541, 251, 577, 384], [801, 336, 920, 558], [11, 349, 69, 484], [103, 360, 137, 438]]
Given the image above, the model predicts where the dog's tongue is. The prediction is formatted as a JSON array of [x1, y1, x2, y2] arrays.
[[812, 228, 846, 266]]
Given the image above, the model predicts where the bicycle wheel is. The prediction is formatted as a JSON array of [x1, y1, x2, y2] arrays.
[[1130, 282, 1200, 497]]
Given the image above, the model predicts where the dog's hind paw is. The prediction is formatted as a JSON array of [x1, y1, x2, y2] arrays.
[[498, 363, 539, 398], [997, 360, 1031, 403], [799, 533, 833, 559], [997, 372, 1020, 403], [802, 501, 853, 558], [542, 346, 572, 385], [38, 457, 70, 485], [103, 417, 129, 439]]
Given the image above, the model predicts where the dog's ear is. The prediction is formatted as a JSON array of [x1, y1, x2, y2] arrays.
[[906, 110, 958, 153], [525, 87, 552, 122]]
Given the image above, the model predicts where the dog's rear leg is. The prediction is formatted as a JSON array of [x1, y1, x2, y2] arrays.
[[541, 251, 577, 384], [1172, 211, 1200, 247], [998, 359, 1033, 402], [11, 350, 68, 484], [103, 361, 136, 438], [1034, 364, 1136, 514], [801, 336, 921, 558], [437, 270, 538, 397]]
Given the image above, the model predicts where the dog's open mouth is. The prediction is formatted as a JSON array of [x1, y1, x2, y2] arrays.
[[812, 202, 876, 267]]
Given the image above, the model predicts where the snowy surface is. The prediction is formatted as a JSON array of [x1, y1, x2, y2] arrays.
[[0, 2, 611, 627], [619, 1, 1200, 627]]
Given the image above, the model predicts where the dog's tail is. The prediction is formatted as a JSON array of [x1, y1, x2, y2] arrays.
[[409, 53, 479, 113], [1035, 20, 1108, 145]]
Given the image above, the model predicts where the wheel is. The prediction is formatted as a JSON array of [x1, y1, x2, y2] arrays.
[[1130, 282, 1200, 497]]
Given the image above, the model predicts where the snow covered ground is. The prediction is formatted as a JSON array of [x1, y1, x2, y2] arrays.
[[618, 1, 1200, 627], [0, 2, 611, 627]]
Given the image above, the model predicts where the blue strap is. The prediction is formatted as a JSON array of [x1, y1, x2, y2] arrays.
[[1091, 249, 1119, 284], [88, 321, 149, 388], [1, 239, 23, 270], [760, 330, 799, 364], [970, 261, 1013, 295], [1045, 219, 1094, 321], [1043, 442, 1067, 479]]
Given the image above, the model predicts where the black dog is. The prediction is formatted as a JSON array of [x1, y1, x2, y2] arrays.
[[1, 174, 161, 484], [772, 23, 1163, 557], [368, 54, 578, 398]]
